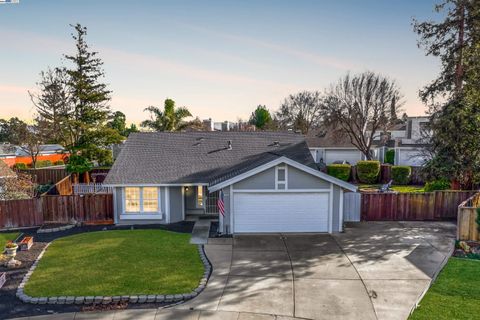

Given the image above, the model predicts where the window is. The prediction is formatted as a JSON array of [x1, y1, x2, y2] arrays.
[[125, 187, 141, 212], [276, 166, 287, 190], [197, 186, 204, 207], [124, 187, 159, 213]]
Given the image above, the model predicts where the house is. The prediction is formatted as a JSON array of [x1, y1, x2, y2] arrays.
[[307, 116, 431, 166], [0, 143, 67, 167], [104, 132, 357, 234], [0, 143, 17, 167]]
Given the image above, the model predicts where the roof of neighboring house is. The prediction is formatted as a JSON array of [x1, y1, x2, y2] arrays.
[[16, 144, 66, 156], [306, 129, 360, 148], [0, 144, 17, 157], [104, 131, 316, 185], [0, 160, 16, 178]]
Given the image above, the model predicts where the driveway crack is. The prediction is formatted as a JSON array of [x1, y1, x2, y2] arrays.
[[280, 234, 296, 318]]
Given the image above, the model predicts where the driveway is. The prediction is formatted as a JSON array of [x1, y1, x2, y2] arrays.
[[177, 221, 456, 320]]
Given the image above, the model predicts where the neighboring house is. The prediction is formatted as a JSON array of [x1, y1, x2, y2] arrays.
[[307, 116, 431, 166], [0, 143, 67, 167], [104, 132, 357, 234]]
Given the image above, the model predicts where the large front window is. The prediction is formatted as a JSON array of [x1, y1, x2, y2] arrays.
[[124, 187, 159, 213]]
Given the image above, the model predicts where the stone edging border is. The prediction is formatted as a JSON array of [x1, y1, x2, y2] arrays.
[[37, 224, 75, 234], [16, 244, 212, 305]]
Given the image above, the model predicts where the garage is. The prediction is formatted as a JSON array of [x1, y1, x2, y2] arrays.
[[233, 192, 329, 233], [324, 149, 363, 165]]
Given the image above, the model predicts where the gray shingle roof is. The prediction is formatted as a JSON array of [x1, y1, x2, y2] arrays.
[[104, 131, 316, 185]]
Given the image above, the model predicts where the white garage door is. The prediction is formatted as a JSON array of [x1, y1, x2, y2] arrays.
[[233, 192, 329, 233], [324, 150, 362, 165]]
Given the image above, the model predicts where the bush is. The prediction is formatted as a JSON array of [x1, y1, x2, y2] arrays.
[[424, 179, 451, 192], [14, 162, 28, 170], [327, 164, 351, 181], [53, 160, 65, 166], [391, 166, 411, 185], [35, 160, 52, 168], [385, 149, 395, 165], [356, 160, 380, 184]]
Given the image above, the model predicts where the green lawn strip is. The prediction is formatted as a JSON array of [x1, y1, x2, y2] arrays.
[[357, 184, 425, 193], [0, 232, 20, 246], [410, 258, 480, 320], [24, 229, 204, 297]]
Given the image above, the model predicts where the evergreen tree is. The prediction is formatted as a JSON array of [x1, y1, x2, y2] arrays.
[[249, 105, 272, 130]]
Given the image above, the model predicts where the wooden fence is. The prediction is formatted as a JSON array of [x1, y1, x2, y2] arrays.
[[73, 183, 113, 195], [0, 194, 113, 229], [457, 193, 480, 241], [18, 167, 69, 185], [43, 175, 73, 196], [361, 190, 476, 221]]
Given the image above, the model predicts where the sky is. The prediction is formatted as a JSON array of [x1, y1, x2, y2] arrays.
[[0, 0, 441, 124]]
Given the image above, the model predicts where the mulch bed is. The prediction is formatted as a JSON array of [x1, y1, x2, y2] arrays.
[[0, 222, 194, 319], [453, 240, 480, 260]]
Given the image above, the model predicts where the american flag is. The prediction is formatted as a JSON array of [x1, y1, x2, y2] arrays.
[[217, 190, 225, 216]]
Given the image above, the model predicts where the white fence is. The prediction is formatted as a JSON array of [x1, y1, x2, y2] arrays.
[[73, 183, 113, 195], [344, 192, 361, 222]]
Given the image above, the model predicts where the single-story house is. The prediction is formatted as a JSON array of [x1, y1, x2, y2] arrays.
[[104, 132, 357, 234]]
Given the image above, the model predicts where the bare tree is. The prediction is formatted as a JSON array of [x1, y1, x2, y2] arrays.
[[322, 71, 403, 160], [276, 91, 323, 134]]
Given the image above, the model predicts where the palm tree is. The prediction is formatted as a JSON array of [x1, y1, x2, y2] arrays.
[[141, 99, 192, 131]]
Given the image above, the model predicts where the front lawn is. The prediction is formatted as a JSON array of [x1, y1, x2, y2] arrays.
[[24, 229, 204, 296], [0, 232, 20, 245], [410, 258, 480, 320], [358, 184, 425, 193]]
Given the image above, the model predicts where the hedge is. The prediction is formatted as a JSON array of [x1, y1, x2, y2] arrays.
[[53, 160, 65, 165], [385, 149, 395, 165], [327, 164, 351, 181], [14, 163, 28, 170], [356, 160, 380, 184], [391, 166, 411, 185], [35, 160, 52, 168], [424, 179, 451, 192]]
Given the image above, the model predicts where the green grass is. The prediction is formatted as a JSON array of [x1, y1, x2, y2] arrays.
[[358, 184, 425, 193], [0, 232, 20, 245], [410, 258, 480, 320], [24, 229, 204, 297]]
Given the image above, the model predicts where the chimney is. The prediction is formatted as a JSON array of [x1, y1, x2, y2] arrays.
[[227, 140, 232, 150]]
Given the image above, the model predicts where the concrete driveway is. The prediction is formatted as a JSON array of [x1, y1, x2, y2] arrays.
[[177, 221, 456, 320]]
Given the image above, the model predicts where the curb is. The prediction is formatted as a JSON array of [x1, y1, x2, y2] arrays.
[[17, 244, 212, 305]]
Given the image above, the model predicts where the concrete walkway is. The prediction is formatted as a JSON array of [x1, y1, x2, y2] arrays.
[[11, 222, 456, 320], [190, 219, 212, 245]]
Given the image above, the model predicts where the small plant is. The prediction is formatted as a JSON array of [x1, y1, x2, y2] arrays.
[[327, 164, 351, 181], [424, 179, 451, 192], [391, 166, 411, 185], [14, 163, 28, 170], [5, 242, 17, 249], [53, 160, 65, 165], [458, 241, 471, 253], [356, 160, 380, 184], [385, 149, 395, 165]]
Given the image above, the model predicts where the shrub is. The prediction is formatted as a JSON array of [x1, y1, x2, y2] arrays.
[[385, 149, 395, 165], [391, 166, 411, 185], [424, 179, 451, 192], [35, 160, 52, 168], [53, 160, 65, 166], [327, 164, 351, 181], [356, 160, 380, 184], [14, 163, 28, 170]]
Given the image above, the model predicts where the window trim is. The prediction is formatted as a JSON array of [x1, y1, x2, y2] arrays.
[[275, 165, 288, 190], [123, 187, 161, 215]]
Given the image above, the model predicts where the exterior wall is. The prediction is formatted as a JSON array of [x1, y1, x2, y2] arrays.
[[0, 156, 16, 167], [288, 166, 330, 189], [169, 186, 183, 223], [15, 154, 68, 166], [323, 149, 364, 165], [233, 167, 275, 190], [331, 185, 341, 232], [395, 148, 428, 166], [115, 186, 168, 224]]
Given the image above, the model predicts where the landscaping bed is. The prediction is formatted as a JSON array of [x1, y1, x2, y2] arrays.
[[410, 257, 480, 319], [453, 240, 480, 259], [358, 184, 425, 193]]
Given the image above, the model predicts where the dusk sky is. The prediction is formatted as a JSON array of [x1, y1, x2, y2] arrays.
[[1, 0, 441, 124]]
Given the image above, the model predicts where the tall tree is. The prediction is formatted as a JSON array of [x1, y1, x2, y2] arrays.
[[107, 111, 139, 137], [63, 23, 122, 163], [322, 71, 403, 160], [141, 98, 192, 131], [29, 67, 72, 145], [0, 117, 28, 143], [249, 105, 272, 130], [276, 91, 323, 134]]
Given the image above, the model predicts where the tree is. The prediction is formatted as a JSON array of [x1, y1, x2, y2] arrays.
[[322, 71, 403, 160], [141, 98, 192, 131], [63, 23, 122, 159], [0, 172, 34, 200], [107, 111, 139, 137], [249, 105, 272, 129], [29, 68, 72, 145], [0, 117, 28, 143], [276, 91, 323, 134], [413, 0, 480, 109]]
